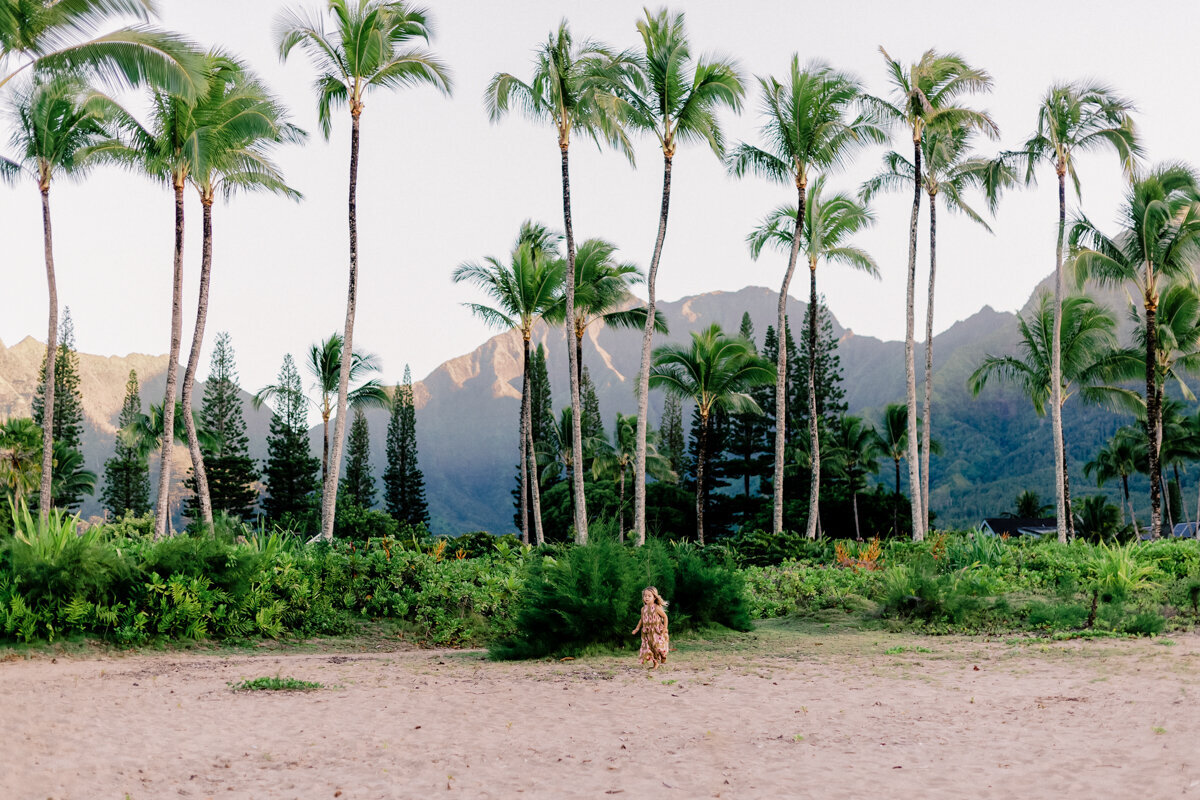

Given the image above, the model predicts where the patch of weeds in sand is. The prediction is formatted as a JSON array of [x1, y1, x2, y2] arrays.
[[229, 675, 324, 692], [884, 645, 933, 655], [1153, 726, 1167, 735], [661, 679, 677, 686], [1157, 639, 1177, 646], [792, 734, 805, 742]]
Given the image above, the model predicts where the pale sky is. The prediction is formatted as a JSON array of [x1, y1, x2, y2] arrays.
[[4, 0, 1199, 408]]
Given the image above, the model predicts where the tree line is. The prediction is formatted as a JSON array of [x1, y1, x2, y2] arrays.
[[2, 1, 1194, 546]]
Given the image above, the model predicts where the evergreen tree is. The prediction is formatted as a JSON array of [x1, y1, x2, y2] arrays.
[[385, 365, 428, 526], [184, 333, 258, 521], [262, 354, 319, 522], [100, 370, 151, 517], [580, 366, 603, 444], [728, 312, 769, 502], [32, 308, 87, 508], [514, 344, 555, 527], [341, 407, 376, 509], [660, 393, 686, 479], [795, 299, 847, 439]]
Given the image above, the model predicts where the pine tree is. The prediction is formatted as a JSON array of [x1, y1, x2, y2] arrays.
[[728, 312, 769, 502], [101, 370, 151, 517], [341, 407, 376, 508], [385, 365, 428, 526], [580, 365, 603, 443], [262, 354, 319, 522], [660, 393, 686, 480], [185, 333, 258, 521], [514, 344, 555, 527], [33, 308, 87, 508], [795, 299, 847, 439]]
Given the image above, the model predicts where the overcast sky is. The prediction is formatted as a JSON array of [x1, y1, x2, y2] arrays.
[[4, 0, 1199, 407]]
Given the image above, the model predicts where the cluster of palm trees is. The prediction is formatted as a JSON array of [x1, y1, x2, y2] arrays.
[[7, 1, 1194, 547]]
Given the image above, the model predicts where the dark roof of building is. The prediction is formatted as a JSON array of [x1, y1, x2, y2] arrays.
[[981, 518, 1057, 537]]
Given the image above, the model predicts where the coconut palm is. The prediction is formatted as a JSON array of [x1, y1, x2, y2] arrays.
[[969, 293, 1119, 540], [276, 0, 452, 541], [253, 333, 389, 494], [566, 238, 667, 386], [591, 412, 675, 542], [727, 56, 883, 537], [875, 403, 938, 537], [486, 20, 630, 545], [0, 0, 202, 98], [170, 55, 303, 531], [869, 48, 996, 541], [1086, 428, 1143, 533], [862, 118, 1012, 520], [650, 324, 773, 544], [46, 442, 95, 508], [1019, 81, 1139, 544], [452, 221, 565, 545], [4, 74, 120, 517], [606, 8, 744, 547], [0, 417, 42, 507], [1071, 164, 1200, 539], [537, 406, 607, 492], [747, 174, 878, 539], [827, 414, 883, 541]]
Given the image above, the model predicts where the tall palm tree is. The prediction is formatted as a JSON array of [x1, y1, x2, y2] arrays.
[[590, 412, 675, 542], [452, 221, 565, 545], [969, 293, 1119, 540], [747, 174, 878, 539], [869, 48, 995, 541], [862, 119, 1012, 520], [650, 323, 773, 544], [4, 74, 118, 517], [0, 0, 202, 97], [874, 402, 937, 536], [486, 20, 630, 545], [606, 8, 744, 547], [727, 56, 883, 536], [253, 333, 388, 493], [1085, 428, 1143, 533], [828, 414, 883, 541], [1071, 164, 1200, 538], [276, 0, 451, 541], [567, 237, 667, 386], [1019, 81, 1139, 544]]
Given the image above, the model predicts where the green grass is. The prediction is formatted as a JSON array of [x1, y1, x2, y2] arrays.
[[229, 675, 323, 692], [884, 645, 933, 655]]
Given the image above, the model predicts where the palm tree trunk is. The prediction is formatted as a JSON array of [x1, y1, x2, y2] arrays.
[[805, 260, 820, 540], [696, 409, 708, 546], [774, 179, 807, 535], [921, 190, 937, 526], [527, 406, 545, 546], [634, 152, 673, 546], [1062, 422, 1074, 539], [904, 138, 925, 541], [852, 484, 862, 541], [561, 142, 588, 545], [617, 462, 626, 543], [1124, 473, 1135, 532], [1050, 168, 1068, 543], [576, 332, 584, 389], [893, 457, 901, 536], [37, 185, 57, 518], [321, 108, 363, 542], [1145, 297, 1162, 539], [1176, 464, 1189, 529], [518, 336, 531, 545], [321, 413, 329, 490], [155, 181, 187, 539], [180, 198, 214, 531]]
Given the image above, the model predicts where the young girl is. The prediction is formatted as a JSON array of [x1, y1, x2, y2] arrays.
[[632, 586, 669, 669]]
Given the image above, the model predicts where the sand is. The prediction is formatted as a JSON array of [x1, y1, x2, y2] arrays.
[[3, 622, 1198, 799]]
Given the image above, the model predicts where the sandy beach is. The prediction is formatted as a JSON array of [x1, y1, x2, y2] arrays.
[[3, 621, 1198, 799]]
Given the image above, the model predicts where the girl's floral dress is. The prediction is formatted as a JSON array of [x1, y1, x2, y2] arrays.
[[638, 604, 669, 666]]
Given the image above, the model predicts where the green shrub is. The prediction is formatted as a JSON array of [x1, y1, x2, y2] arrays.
[[1122, 609, 1166, 636]]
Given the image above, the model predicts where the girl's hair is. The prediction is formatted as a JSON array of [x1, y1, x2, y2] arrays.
[[644, 586, 668, 608]]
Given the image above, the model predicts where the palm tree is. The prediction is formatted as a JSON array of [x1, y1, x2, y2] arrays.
[[862, 118, 1012, 520], [1085, 428, 1143, 533], [0, 0, 202, 98], [567, 238, 667, 386], [0, 417, 42, 507], [828, 414, 883, 541], [452, 221, 565, 545], [869, 48, 996, 541], [650, 324, 774, 544], [969, 293, 1119, 540], [4, 74, 119, 517], [1019, 81, 1139, 544], [1071, 164, 1200, 538], [537, 406, 606, 495], [276, 0, 452, 541], [875, 402, 938, 536], [747, 174, 878, 539], [591, 412, 675, 542], [727, 56, 883, 537], [606, 8, 744, 547], [253, 333, 389, 493], [486, 20, 630, 545]]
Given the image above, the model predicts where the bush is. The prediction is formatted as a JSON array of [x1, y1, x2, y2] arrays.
[[490, 538, 752, 660]]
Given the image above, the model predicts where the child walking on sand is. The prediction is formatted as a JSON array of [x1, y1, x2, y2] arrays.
[[632, 586, 669, 668]]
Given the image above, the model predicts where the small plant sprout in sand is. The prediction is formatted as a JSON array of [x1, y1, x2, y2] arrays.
[[230, 676, 323, 692]]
